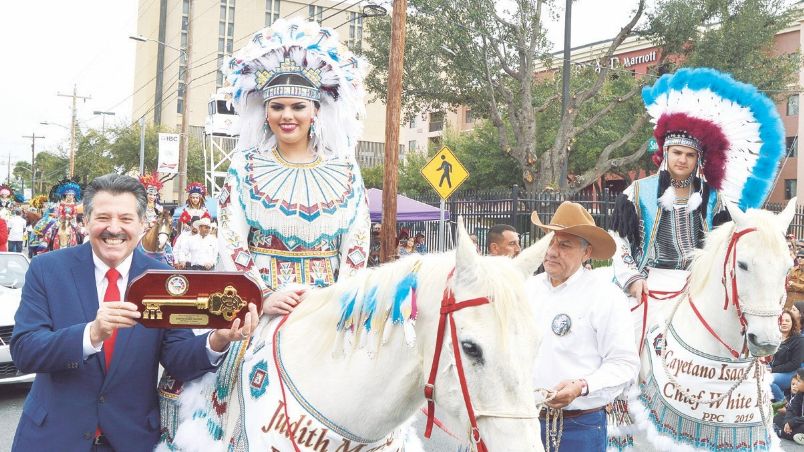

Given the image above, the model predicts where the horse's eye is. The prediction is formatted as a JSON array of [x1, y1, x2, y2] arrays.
[[738, 261, 749, 271], [461, 340, 484, 364]]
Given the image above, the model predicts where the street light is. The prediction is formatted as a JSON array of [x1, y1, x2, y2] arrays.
[[128, 35, 186, 56], [130, 29, 192, 202], [93, 111, 115, 134], [40, 121, 69, 129]]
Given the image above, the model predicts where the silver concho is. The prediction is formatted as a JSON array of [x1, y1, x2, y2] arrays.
[[551, 313, 572, 336]]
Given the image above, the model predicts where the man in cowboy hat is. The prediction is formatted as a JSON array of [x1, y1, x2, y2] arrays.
[[186, 217, 218, 270], [526, 201, 639, 452]]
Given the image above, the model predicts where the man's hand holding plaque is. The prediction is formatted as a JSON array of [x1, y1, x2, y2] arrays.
[[209, 302, 259, 352]]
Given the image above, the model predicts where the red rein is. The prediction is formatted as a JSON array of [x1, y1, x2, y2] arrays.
[[424, 269, 490, 451]]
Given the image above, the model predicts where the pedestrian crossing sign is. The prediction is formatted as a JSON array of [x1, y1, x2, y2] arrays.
[[420, 146, 469, 199]]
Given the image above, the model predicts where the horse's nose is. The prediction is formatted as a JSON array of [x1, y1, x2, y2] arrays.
[[747, 333, 758, 344]]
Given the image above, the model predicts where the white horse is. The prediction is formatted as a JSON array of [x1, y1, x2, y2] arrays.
[[169, 224, 553, 451], [624, 199, 797, 452]]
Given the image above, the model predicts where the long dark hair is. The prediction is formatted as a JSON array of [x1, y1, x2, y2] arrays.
[[782, 308, 801, 338]]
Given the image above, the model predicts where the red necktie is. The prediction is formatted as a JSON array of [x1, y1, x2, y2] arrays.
[[103, 268, 121, 370]]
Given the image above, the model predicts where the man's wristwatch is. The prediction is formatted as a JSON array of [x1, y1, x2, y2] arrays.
[[578, 378, 589, 396]]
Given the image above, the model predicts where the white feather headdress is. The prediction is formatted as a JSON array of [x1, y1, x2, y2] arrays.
[[221, 19, 366, 160]]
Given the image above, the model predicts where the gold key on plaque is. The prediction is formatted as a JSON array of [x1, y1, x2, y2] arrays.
[[142, 285, 246, 322]]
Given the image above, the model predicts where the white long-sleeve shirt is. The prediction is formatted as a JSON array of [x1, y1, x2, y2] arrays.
[[526, 267, 639, 410], [187, 233, 219, 267]]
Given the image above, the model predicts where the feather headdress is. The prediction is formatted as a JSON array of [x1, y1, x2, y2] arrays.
[[51, 179, 82, 202], [0, 184, 12, 198], [643, 68, 784, 210], [185, 182, 207, 197], [221, 18, 366, 160], [139, 172, 164, 195]]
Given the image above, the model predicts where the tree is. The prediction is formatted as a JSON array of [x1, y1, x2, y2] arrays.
[[364, 0, 798, 193]]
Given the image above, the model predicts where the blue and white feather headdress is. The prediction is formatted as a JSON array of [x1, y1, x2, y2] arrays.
[[222, 19, 366, 160], [642, 68, 785, 210]]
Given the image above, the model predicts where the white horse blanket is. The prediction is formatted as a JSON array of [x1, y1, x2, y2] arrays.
[[628, 323, 779, 451], [170, 318, 406, 452]]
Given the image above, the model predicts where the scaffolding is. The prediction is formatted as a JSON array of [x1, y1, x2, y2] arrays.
[[203, 135, 238, 198]]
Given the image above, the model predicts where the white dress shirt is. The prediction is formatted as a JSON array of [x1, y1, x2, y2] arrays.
[[81, 250, 226, 362], [526, 267, 639, 410], [173, 232, 193, 265], [187, 233, 218, 267]]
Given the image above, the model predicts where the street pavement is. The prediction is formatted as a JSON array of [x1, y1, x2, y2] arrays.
[[0, 383, 802, 451]]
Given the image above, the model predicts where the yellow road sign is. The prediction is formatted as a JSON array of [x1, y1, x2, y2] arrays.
[[420, 146, 469, 199]]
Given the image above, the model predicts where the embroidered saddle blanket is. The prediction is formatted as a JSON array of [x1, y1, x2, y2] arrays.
[[172, 318, 405, 452]]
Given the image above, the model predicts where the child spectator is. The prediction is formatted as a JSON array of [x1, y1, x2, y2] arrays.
[[774, 369, 804, 444]]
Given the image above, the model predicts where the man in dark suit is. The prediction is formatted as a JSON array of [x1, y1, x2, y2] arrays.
[[10, 174, 257, 452]]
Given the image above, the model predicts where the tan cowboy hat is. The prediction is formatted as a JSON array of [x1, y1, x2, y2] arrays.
[[531, 201, 615, 260]]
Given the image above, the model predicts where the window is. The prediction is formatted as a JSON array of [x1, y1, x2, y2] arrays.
[[408, 140, 416, 152], [265, 0, 280, 26], [785, 179, 797, 200], [429, 112, 444, 132], [465, 109, 474, 124], [348, 12, 363, 51], [408, 116, 416, 128], [788, 95, 799, 116], [786, 136, 798, 157], [308, 5, 323, 22]]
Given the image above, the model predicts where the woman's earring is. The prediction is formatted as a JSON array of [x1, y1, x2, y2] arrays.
[[309, 117, 317, 139], [309, 116, 322, 151]]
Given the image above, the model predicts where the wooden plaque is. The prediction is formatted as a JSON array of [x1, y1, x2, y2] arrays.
[[127, 270, 262, 329]]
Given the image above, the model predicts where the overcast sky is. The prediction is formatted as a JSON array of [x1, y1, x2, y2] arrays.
[[1, 0, 644, 181]]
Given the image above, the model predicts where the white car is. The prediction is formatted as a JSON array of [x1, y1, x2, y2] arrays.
[[0, 252, 34, 384]]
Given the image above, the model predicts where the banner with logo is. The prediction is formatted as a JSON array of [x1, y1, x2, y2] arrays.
[[157, 133, 180, 174]]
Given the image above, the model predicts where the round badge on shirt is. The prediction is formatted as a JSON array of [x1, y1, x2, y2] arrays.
[[551, 313, 572, 336]]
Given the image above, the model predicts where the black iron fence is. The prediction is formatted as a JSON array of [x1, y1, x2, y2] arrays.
[[399, 186, 803, 253]]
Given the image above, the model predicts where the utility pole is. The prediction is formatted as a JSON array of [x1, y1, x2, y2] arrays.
[[559, 0, 572, 191], [380, 0, 408, 263], [57, 85, 91, 178], [22, 133, 45, 197], [178, 0, 193, 204]]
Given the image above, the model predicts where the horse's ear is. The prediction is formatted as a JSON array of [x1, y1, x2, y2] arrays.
[[454, 216, 480, 285], [725, 200, 748, 228], [777, 196, 798, 232], [513, 232, 553, 277]]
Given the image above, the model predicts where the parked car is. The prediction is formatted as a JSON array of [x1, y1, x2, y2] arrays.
[[0, 252, 33, 384]]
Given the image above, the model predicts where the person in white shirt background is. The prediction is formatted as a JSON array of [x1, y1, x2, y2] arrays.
[[6, 209, 27, 253], [187, 217, 218, 270], [526, 201, 639, 452]]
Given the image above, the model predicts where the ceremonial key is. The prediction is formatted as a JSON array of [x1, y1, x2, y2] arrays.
[[127, 270, 263, 329]]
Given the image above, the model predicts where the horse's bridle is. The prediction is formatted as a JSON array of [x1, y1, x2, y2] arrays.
[[423, 269, 539, 451], [688, 226, 782, 358]]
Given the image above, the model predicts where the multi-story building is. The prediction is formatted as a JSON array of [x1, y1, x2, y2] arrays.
[[132, 0, 406, 199]]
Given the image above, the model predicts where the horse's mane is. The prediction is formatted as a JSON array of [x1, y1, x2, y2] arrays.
[[689, 208, 786, 295], [284, 251, 531, 358]]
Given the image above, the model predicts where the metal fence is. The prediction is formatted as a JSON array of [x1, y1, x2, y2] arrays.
[[400, 186, 804, 254]]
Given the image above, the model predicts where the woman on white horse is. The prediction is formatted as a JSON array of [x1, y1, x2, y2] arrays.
[[157, 18, 370, 449]]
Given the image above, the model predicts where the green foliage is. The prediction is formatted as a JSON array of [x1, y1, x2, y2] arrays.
[[362, 165, 384, 189], [364, 122, 523, 196], [441, 122, 524, 191], [644, 0, 799, 94]]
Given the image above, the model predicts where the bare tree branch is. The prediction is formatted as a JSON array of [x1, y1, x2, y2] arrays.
[[573, 113, 649, 190], [574, 0, 645, 105], [569, 80, 644, 138]]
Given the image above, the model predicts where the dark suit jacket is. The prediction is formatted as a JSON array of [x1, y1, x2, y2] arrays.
[[11, 243, 217, 452]]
